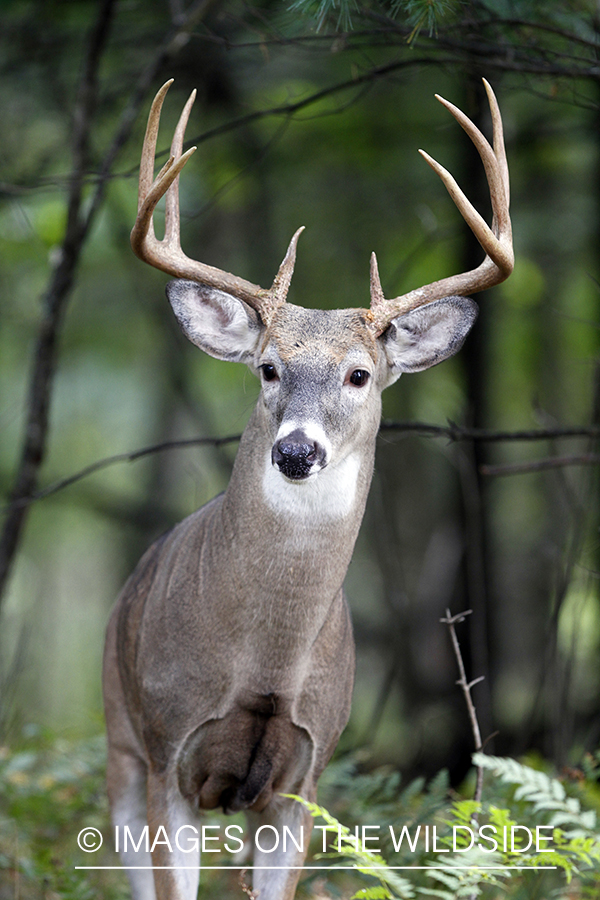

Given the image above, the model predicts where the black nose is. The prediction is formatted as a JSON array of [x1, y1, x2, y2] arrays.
[[272, 429, 326, 480]]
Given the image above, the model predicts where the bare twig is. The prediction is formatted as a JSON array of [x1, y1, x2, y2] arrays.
[[480, 454, 600, 476], [380, 420, 600, 442], [7, 6, 600, 200], [365, 7, 600, 82], [440, 609, 485, 805], [238, 869, 258, 899], [453, 445, 493, 747], [1, 435, 242, 514], [0, 53, 455, 199]]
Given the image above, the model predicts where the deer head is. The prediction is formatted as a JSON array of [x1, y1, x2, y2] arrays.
[[130, 80, 512, 488]]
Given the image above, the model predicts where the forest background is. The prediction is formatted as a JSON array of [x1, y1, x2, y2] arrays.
[[1, 0, 600, 897]]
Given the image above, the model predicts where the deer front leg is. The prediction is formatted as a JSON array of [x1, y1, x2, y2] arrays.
[[247, 796, 314, 900], [104, 610, 157, 900], [107, 745, 156, 900], [146, 768, 200, 900]]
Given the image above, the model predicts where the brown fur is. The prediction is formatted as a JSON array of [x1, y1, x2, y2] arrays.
[[177, 695, 311, 813], [264, 305, 379, 363]]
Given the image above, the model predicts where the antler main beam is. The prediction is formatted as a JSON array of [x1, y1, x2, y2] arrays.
[[130, 80, 304, 326], [367, 79, 514, 336], [133, 79, 512, 337]]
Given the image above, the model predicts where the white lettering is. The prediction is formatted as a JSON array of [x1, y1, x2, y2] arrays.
[[389, 825, 421, 853], [150, 825, 173, 854], [202, 825, 220, 852], [432, 826, 449, 852], [283, 825, 304, 853], [510, 826, 533, 853], [477, 824, 498, 853], [224, 825, 244, 854], [453, 826, 475, 852], [255, 824, 279, 853], [361, 826, 381, 853], [315, 825, 329, 852], [123, 825, 149, 854], [338, 825, 360, 853], [536, 826, 554, 852], [175, 825, 199, 853]]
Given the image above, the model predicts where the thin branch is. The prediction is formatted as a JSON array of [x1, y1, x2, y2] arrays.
[[7, 9, 600, 201], [380, 420, 600, 442], [489, 17, 600, 53], [140, 54, 443, 166], [84, 0, 221, 230], [0, 54, 445, 197], [5, 421, 600, 514], [440, 609, 484, 806], [480, 454, 600, 477], [0, 0, 221, 610], [1, 435, 242, 513], [196, 8, 600, 59], [362, 7, 600, 83]]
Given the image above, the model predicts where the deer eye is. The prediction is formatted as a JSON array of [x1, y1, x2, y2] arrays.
[[348, 369, 370, 387], [261, 364, 279, 382]]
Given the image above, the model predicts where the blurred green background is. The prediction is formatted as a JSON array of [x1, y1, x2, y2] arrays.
[[1, 0, 600, 875]]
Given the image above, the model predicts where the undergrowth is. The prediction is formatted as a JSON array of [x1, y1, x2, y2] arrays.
[[1, 732, 599, 898]]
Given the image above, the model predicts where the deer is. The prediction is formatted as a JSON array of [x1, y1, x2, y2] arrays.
[[102, 77, 513, 900]]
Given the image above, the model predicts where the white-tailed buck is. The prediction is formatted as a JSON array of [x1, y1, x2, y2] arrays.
[[103, 78, 513, 900]]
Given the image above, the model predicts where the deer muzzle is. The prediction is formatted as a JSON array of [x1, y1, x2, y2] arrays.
[[271, 429, 327, 481]]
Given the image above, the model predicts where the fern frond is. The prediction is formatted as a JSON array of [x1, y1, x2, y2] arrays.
[[352, 887, 393, 900]]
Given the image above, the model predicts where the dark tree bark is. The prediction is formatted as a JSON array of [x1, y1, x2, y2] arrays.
[[0, 0, 118, 604], [0, 0, 220, 611]]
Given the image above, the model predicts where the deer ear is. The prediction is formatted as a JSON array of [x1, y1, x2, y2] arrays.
[[382, 296, 478, 374], [166, 279, 263, 363]]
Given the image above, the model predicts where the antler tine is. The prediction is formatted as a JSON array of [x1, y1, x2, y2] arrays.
[[271, 226, 305, 300], [165, 87, 197, 247], [131, 80, 303, 324], [483, 77, 510, 208], [367, 80, 514, 336], [137, 79, 172, 217]]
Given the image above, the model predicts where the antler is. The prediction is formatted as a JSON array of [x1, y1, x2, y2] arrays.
[[367, 79, 514, 336], [131, 80, 304, 326]]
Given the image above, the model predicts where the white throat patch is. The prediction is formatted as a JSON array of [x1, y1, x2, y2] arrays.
[[262, 450, 361, 520]]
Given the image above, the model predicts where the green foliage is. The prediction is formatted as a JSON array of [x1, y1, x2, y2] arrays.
[[291, 753, 600, 899], [283, 792, 417, 898], [288, 0, 360, 31], [0, 733, 127, 899], [473, 753, 599, 832], [390, 0, 458, 41], [2, 733, 600, 898], [473, 752, 600, 885], [2, 0, 600, 769], [288, 0, 457, 35]]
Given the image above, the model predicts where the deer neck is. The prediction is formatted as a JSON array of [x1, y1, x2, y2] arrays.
[[219, 403, 378, 599]]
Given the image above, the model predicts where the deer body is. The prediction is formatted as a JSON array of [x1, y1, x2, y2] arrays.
[[103, 81, 513, 900]]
